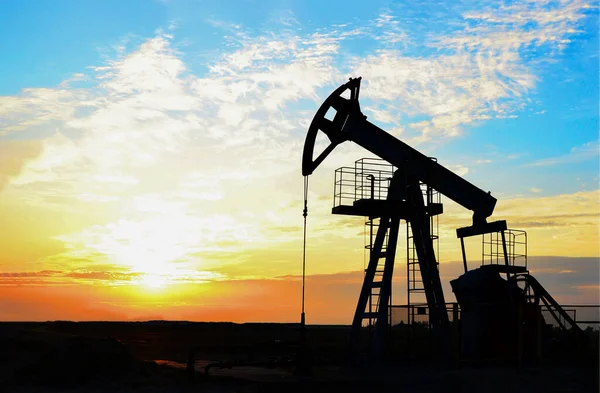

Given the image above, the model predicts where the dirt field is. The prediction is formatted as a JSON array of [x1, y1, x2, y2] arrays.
[[0, 321, 597, 392]]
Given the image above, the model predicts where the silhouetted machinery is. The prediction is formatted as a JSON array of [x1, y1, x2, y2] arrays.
[[302, 78, 584, 364]]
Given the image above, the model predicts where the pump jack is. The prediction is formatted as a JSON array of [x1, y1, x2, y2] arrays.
[[302, 77, 584, 363]]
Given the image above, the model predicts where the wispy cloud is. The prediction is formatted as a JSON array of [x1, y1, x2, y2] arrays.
[[372, 12, 410, 47], [0, 140, 43, 191], [437, 190, 599, 260], [525, 140, 599, 167], [0, 268, 224, 287], [352, 0, 592, 142]]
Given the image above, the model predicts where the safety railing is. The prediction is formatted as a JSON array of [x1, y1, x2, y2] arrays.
[[332, 158, 396, 209], [333, 157, 443, 209], [390, 303, 600, 330], [390, 303, 461, 326], [332, 166, 361, 209], [481, 229, 528, 269], [541, 304, 600, 331]]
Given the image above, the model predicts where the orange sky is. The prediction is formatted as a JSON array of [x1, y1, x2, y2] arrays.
[[0, 256, 597, 323]]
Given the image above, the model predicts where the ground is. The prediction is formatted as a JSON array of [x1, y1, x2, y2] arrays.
[[0, 322, 597, 392]]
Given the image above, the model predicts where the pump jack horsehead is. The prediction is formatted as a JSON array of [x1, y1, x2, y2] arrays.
[[301, 77, 583, 363]]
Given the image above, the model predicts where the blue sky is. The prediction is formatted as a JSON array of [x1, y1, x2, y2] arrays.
[[1, 0, 597, 199]]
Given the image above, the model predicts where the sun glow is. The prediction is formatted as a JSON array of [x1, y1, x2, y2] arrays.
[[55, 202, 205, 273], [52, 191, 263, 287], [140, 273, 166, 289], [52, 200, 238, 289]]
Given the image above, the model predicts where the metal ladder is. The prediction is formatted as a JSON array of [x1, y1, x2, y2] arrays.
[[407, 183, 439, 325], [407, 225, 426, 323], [365, 217, 391, 328], [350, 214, 400, 361]]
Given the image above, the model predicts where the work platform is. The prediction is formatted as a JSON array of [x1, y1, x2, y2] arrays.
[[329, 158, 445, 356], [331, 158, 443, 219], [332, 199, 443, 218]]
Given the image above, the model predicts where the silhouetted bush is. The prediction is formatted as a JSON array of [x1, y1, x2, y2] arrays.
[[19, 335, 136, 387]]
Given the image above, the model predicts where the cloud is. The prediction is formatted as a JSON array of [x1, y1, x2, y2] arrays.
[[529, 187, 543, 193], [525, 140, 599, 167], [351, 0, 592, 142], [0, 268, 225, 287], [0, 86, 92, 137], [0, 269, 140, 286], [3, 2, 593, 194], [0, 270, 61, 278], [0, 140, 43, 191], [0, 23, 369, 282], [372, 12, 410, 46], [493, 189, 599, 227], [436, 190, 600, 268], [447, 164, 469, 176]]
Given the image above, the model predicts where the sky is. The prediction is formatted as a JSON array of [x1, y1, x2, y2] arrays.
[[0, 0, 598, 323]]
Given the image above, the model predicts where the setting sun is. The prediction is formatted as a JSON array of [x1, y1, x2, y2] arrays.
[[140, 274, 166, 289]]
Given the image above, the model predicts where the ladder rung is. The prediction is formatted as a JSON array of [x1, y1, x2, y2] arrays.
[[367, 247, 387, 252], [362, 312, 378, 319], [371, 281, 383, 288]]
